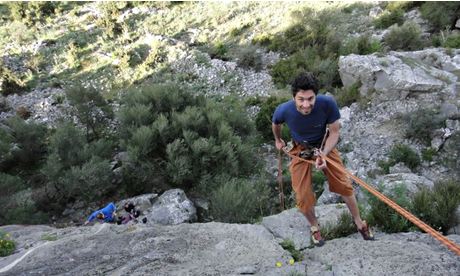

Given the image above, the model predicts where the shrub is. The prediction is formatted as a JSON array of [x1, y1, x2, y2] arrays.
[[270, 47, 340, 90], [129, 44, 150, 67], [388, 144, 420, 170], [312, 171, 326, 199], [66, 41, 81, 69], [59, 157, 114, 202], [420, 2, 460, 32], [233, 46, 263, 72], [443, 33, 460, 48], [383, 21, 423, 51], [96, 2, 123, 39], [279, 239, 303, 262], [118, 83, 258, 192], [421, 147, 437, 162], [366, 184, 414, 233], [402, 108, 445, 145], [412, 179, 460, 234], [340, 34, 382, 56], [1, 116, 47, 171], [0, 62, 26, 96], [0, 231, 15, 257], [208, 41, 229, 60], [65, 85, 114, 142], [209, 177, 271, 223], [322, 212, 356, 240], [373, 8, 404, 29], [255, 96, 291, 141], [0, 173, 25, 196], [7, 2, 58, 25], [1, 201, 49, 225], [334, 82, 361, 107], [42, 122, 113, 208]]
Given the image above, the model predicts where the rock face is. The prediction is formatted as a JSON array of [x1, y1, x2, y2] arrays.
[[1, 206, 459, 276]]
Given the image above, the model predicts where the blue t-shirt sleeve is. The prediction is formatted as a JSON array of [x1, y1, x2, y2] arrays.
[[326, 97, 340, 124], [272, 104, 285, 124], [87, 210, 99, 222]]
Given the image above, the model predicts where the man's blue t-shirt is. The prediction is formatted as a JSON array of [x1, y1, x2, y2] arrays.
[[272, 95, 340, 144]]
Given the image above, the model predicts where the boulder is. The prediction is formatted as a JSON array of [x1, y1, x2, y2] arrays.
[[376, 173, 434, 196], [146, 189, 197, 225]]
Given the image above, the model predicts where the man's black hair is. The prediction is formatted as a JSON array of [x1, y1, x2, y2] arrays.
[[291, 72, 319, 97]]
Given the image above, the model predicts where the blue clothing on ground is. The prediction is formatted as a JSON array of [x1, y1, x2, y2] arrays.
[[87, 202, 116, 223], [272, 95, 340, 143]]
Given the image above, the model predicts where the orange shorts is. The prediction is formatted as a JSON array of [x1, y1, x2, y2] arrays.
[[288, 144, 353, 215]]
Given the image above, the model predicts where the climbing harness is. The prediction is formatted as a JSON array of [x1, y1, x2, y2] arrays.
[[281, 147, 460, 256]]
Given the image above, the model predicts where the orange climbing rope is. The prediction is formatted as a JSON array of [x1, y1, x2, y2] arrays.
[[283, 149, 460, 256]]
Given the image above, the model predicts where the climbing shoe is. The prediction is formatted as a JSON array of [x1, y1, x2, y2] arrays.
[[310, 226, 325, 247], [358, 221, 374, 240]]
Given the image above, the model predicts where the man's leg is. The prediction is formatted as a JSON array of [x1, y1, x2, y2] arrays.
[[302, 206, 319, 228], [341, 194, 365, 229]]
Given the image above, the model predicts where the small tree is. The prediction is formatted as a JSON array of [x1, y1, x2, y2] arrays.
[[65, 85, 114, 142]]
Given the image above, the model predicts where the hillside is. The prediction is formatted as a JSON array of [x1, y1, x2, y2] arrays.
[[0, 1, 460, 274]]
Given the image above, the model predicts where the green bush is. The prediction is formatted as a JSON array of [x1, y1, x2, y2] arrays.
[[41, 121, 113, 207], [402, 108, 445, 145], [334, 82, 361, 108], [96, 2, 123, 39], [255, 96, 291, 141], [1, 201, 49, 225], [366, 184, 414, 233], [118, 83, 258, 192], [270, 47, 340, 90], [443, 33, 460, 48], [210, 177, 271, 223], [65, 85, 114, 142], [270, 8, 341, 58], [322, 212, 356, 240], [233, 46, 263, 72], [7, 2, 58, 25], [412, 179, 460, 234], [279, 239, 303, 262], [60, 157, 114, 202], [0, 231, 15, 257], [312, 171, 326, 199], [0, 173, 25, 196], [383, 21, 423, 51], [421, 147, 437, 162], [0, 61, 27, 96], [208, 41, 229, 60], [420, 2, 460, 32], [0, 116, 47, 172], [340, 34, 382, 56], [373, 8, 404, 29], [388, 144, 420, 170]]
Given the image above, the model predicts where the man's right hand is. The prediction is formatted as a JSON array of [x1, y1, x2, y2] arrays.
[[275, 139, 286, 151]]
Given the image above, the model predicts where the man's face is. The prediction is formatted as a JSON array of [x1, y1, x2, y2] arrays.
[[294, 89, 316, 115]]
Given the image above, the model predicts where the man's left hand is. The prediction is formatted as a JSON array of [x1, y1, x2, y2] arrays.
[[315, 155, 327, 170]]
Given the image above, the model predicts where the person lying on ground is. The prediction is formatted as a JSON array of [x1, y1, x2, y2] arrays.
[[84, 202, 117, 225]]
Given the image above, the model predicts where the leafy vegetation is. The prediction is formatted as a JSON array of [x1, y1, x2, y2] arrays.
[[0, 231, 15, 257], [412, 179, 460, 234], [366, 184, 414, 233], [279, 239, 303, 262]]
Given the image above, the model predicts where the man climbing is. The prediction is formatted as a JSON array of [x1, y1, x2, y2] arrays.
[[84, 202, 117, 225], [272, 72, 374, 246]]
